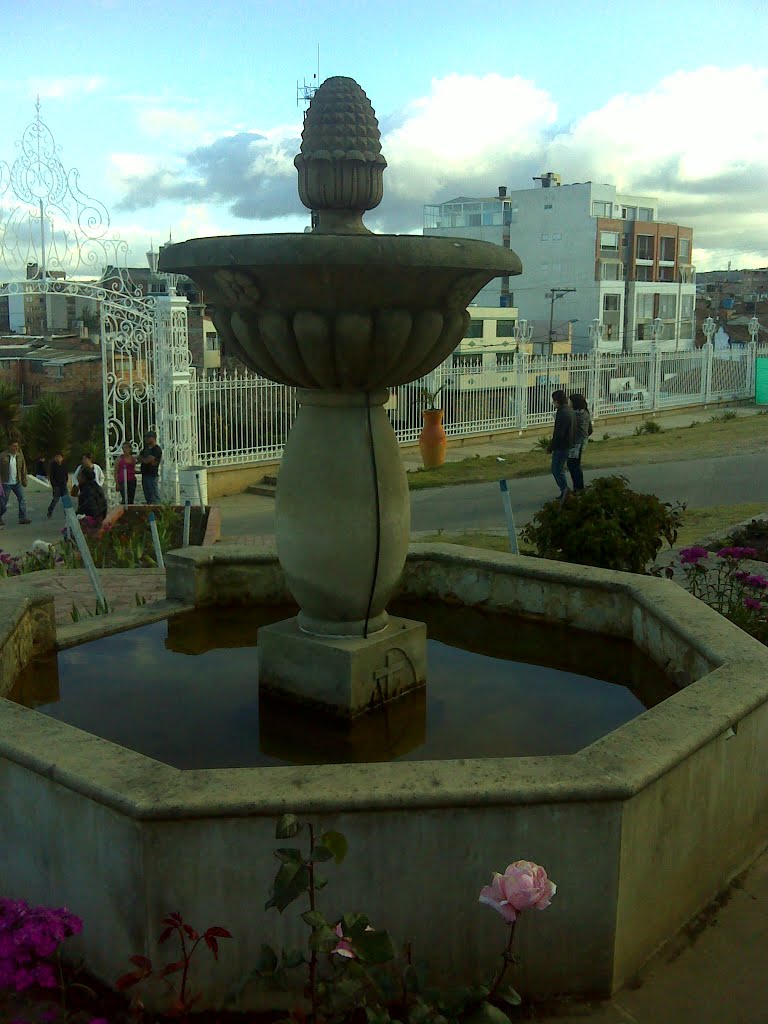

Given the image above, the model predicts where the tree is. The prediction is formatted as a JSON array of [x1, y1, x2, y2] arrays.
[[0, 381, 21, 449], [20, 394, 72, 460]]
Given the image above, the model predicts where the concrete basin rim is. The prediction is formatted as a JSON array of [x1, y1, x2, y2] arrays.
[[3, 545, 768, 821], [159, 232, 523, 274]]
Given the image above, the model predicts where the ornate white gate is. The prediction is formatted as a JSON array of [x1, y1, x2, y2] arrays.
[[0, 101, 195, 502]]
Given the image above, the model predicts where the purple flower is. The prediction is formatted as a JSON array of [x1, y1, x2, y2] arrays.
[[744, 597, 763, 611], [745, 574, 768, 590], [680, 546, 709, 565], [0, 897, 82, 994], [717, 546, 758, 559]]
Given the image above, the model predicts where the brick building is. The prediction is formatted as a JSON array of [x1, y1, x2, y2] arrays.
[[0, 335, 101, 404]]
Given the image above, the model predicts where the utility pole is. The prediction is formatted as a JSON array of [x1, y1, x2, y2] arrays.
[[546, 287, 576, 352]]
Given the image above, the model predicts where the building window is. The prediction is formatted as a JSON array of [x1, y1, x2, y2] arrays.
[[681, 295, 694, 317], [658, 267, 675, 282], [603, 294, 620, 311], [658, 295, 676, 319], [638, 207, 653, 221], [592, 201, 612, 217], [600, 262, 622, 281], [659, 237, 676, 261], [636, 235, 654, 260], [465, 320, 484, 339], [205, 332, 220, 350], [636, 266, 653, 281], [600, 230, 619, 252], [467, 214, 481, 226], [679, 237, 691, 260], [552, 232, 562, 240], [502, 203, 518, 225], [541, 233, 550, 241], [544, 203, 553, 210], [636, 293, 655, 319], [495, 319, 517, 337], [622, 206, 637, 220], [496, 352, 516, 367]]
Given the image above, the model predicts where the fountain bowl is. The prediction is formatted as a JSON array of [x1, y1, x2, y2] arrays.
[[159, 232, 521, 389]]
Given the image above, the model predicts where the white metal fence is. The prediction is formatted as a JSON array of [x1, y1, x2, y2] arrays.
[[192, 343, 764, 467]]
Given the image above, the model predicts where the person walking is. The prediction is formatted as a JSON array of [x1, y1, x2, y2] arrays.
[[139, 431, 162, 505], [33, 453, 48, 482], [47, 451, 70, 518], [115, 442, 138, 505], [546, 390, 576, 502], [566, 394, 593, 493], [0, 441, 32, 525]]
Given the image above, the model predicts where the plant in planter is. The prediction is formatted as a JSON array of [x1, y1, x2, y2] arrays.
[[419, 385, 447, 469]]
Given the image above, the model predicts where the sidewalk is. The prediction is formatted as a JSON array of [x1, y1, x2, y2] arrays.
[[399, 402, 760, 471]]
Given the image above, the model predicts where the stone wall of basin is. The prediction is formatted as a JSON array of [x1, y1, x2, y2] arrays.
[[1, 546, 767, 1008]]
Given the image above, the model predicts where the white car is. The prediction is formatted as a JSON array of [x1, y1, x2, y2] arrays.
[[610, 389, 651, 406]]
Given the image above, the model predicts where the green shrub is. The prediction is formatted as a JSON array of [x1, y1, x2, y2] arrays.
[[532, 436, 550, 452], [521, 475, 685, 573], [642, 419, 662, 434], [20, 394, 72, 459]]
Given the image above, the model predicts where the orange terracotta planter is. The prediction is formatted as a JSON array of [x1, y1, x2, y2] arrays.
[[419, 408, 447, 468]]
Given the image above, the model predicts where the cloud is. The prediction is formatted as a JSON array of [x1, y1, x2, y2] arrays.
[[117, 131, 300, 220], [29, 75, 105, 99], [116, 67, 768, 269]]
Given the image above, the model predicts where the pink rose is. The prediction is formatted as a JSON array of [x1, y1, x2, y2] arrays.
[[479, 860, 556, 924]]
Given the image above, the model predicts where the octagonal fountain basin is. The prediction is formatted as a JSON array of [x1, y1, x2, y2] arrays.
[[7, 600, 676, 770], [2, 544, 768, 1013]]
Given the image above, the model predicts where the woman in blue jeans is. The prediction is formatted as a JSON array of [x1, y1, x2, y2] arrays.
[[566, 394, 593, 492]]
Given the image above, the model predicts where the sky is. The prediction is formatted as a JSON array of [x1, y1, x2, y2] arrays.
[[1, 0, 767, 273]]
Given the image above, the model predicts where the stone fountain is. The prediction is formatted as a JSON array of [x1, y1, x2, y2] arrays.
[[159, 76, 521, 717]]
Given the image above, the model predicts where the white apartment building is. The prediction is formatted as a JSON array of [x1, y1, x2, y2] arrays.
[[424, 173, 696, 353]]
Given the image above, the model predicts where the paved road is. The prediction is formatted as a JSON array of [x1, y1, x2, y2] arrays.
[[2, 451, 766, 557], [216, 450, 768, 539]]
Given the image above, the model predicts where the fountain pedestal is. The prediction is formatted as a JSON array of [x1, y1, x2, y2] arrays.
[[259, 385, 427, 717], [258, 615, 427, 718]]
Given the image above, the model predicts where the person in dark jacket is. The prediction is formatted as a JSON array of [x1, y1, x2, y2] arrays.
[[566, 394, 593, 492], [76, 468, 107, 523], [47, 452, 70, 518], [546, 390, 576, 501]]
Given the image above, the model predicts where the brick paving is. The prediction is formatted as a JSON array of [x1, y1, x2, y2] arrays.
[[1, 568, 165, 627]]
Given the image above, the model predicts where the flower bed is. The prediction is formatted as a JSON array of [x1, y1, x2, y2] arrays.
[[707, 518, 768, 563]]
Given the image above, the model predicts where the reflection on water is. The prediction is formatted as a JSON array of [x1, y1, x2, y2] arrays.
[[8, 602, 677, 770]]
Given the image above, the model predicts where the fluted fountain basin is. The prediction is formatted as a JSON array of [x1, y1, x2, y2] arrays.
[[159, 233, 521, 388], [2, 544, 768, 1011]]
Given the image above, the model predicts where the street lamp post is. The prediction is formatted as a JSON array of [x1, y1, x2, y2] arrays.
[[514, 318, 534, 352], [748, 316, 761, 346], [650, 316, 665, 346], [545, 287, 576, 353]]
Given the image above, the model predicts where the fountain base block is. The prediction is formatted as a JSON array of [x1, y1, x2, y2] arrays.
[[258, 615, 427, 718]]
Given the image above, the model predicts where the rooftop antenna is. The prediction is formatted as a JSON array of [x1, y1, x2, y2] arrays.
[[297, 46, 321, 231], [297, 44, 320, 108]]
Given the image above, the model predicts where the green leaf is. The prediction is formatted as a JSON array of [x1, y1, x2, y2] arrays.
[[315, 875, 329, 890], [275, 813, 302, 839], [256, 944, 278, 974], [281, 947, 305, 969], [301, 910, 328, 928], [310, 843, 334, 862], [274, 847, 304, 864], [349, 929, 396, 965], [320, 830, 349, 864], [495, 988, 521, 1008], [341, 912, 370, 935], [462, 1001, 512, 1024], [365, 1007, 391, 1024], [265, 862, 311, 912], [309, 924, 338, 952]]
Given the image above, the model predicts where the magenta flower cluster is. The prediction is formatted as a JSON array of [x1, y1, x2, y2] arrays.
[[0, 897, 82, 993], [679, 546, 710, 565], [716, 546, 759, 560]]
